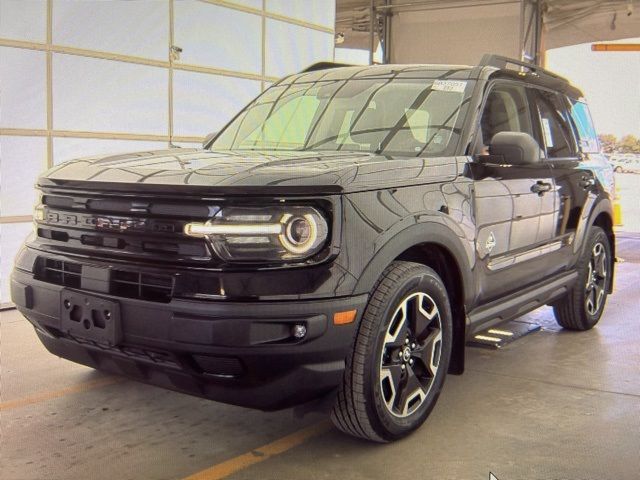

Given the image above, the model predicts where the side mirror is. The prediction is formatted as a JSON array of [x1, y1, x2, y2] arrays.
[[203, 131, 218, 148], [489, 131, 541, 165]]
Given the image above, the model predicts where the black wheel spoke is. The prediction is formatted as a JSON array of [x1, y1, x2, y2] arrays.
[[396, 365, 425, 416], [384, 305, 410, 348], [410, 296, 437, 341], [380, 364, 404, 411], [413, 329, 442, 377]]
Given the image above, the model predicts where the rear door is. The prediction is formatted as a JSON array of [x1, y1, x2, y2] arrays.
[[469, 82, 556, 303], [529, 89, 594, 271]]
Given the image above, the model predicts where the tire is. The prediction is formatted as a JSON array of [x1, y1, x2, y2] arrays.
[[553, 226, 612, 330], [331, 261, 452, 442]]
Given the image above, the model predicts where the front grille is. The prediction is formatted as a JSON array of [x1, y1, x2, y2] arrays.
[[36, 188, 216, 265], [35, 258, 174, 303]]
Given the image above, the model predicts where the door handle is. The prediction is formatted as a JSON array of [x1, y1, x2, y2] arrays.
[[531, 181, 552, 195], [580, 177, 596, 189]]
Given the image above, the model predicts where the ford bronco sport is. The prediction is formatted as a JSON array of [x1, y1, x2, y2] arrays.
[[11, 55, 615, 442]]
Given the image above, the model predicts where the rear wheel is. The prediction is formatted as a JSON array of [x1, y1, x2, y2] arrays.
[[553, 226, 612, 330], [331, 261, 452, 442]]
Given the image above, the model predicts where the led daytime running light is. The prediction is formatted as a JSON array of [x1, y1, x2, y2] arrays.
[[184, 222, 282, 236]]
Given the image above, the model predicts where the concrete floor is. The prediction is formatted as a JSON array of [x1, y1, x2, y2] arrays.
[[2, 234, 639, 480]]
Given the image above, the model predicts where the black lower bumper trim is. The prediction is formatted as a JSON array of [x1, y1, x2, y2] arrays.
[[12, 269, 368, 410]]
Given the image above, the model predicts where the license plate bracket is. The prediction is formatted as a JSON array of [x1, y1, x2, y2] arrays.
[[60, 290, 121, 346]]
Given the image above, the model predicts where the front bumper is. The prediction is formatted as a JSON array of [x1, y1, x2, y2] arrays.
[[11, 267, 367, 410]]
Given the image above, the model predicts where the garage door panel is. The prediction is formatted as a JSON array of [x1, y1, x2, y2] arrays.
[[265, 0, 335, 28], [0, 0, 46, 42], [265, 19, 333, 78], [52, 0, 169, 61], [0, 136, 47, 217], [0, 48, 47, 129], [174, 1, 262, 74], [52, 54, 168, 135]]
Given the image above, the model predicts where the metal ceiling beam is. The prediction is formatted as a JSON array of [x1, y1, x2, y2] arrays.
[[520, 0, 543, 65]]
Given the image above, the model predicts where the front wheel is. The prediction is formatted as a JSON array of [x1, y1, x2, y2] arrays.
[[331, 261, 452, 442], [553, 226, 612, 330]]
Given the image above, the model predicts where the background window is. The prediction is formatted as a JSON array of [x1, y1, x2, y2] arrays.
[[569, 100, 600, 153]]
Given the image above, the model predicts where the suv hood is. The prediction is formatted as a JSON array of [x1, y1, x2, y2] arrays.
[[40, 148, 458, 195]]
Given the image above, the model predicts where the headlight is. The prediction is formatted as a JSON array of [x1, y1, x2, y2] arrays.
[[184, 206, 329, 263]]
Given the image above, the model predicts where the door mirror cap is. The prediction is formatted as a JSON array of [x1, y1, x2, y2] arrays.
[[203, 131, 218, 148], [489, 131, 541, 165]]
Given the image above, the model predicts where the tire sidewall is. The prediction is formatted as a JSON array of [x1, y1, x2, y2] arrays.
[[364, 267, 453, 440]]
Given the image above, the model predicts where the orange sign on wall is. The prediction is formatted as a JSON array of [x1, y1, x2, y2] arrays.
[[591, 43, 640, 52]]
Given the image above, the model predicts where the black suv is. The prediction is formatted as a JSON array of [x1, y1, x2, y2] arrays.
[[11, 55, 615, 442]]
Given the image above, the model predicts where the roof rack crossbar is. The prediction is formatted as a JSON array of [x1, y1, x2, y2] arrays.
[[479, 54, 565, 82]]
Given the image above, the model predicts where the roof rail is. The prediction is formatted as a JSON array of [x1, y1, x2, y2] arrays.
[[479, 54, 566, 82], [299, 61, 354, 73]]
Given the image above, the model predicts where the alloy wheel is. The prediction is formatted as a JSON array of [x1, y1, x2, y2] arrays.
[[585, 241, 608, 316], [379, 292, 442, 418]]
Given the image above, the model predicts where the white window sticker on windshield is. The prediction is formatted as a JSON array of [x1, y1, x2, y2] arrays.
[[432, 80, 467, 93]]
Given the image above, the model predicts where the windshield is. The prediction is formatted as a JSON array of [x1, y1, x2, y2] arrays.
[[210, 78, 470, 157]]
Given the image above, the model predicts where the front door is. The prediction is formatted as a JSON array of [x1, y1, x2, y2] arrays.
[[469, 82, 557, 304]]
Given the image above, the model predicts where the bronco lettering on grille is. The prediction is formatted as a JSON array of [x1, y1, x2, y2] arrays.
[[44, 210, 176, 233], [96, 217, 148, 232]]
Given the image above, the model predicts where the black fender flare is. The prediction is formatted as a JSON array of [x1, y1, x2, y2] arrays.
[[353, 221, 475, 305], [575, 196, 615, 292], [574, 196, 614, 256]]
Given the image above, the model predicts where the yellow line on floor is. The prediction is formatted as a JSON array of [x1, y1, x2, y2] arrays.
[[0, 376, 124, 411], [183, 420, 332, 480]]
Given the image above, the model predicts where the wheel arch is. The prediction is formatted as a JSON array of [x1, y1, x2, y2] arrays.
[[353, 223, 474, 375]]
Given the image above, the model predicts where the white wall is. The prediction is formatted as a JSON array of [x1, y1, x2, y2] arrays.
[[0, 0, 335, 304], [390, 3, 520, 65]]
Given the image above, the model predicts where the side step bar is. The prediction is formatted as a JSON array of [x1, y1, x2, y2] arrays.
[[467, 320, 541, 349], [466, 271, 577, 339]]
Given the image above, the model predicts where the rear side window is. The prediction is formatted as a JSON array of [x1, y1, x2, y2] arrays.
[[569, 100, 600, 153], [531, 90, 576, 159]]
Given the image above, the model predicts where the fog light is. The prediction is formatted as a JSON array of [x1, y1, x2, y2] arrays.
[[291, 324, 307, 339]]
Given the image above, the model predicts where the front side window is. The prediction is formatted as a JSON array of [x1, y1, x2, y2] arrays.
[[479, 84, 533, 147], [210, 78, 470, 157]]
